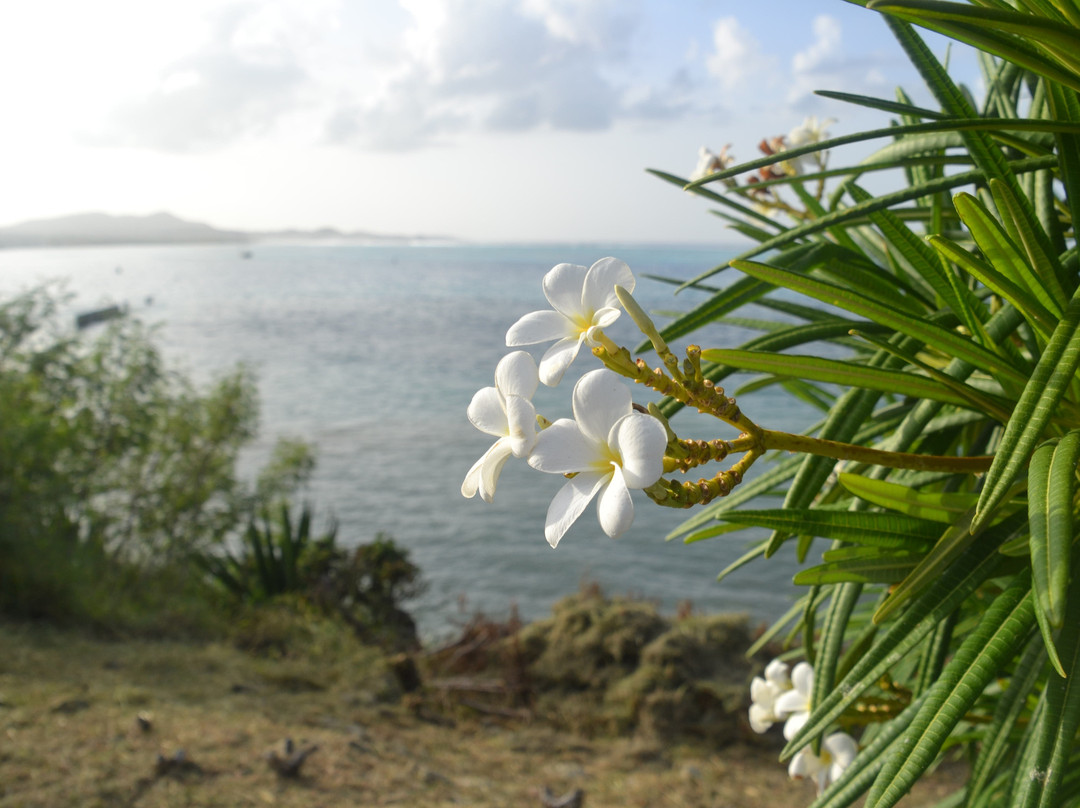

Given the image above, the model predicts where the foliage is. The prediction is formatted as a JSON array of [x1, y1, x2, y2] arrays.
[[642, 2, 1080, 806], [197, 505, 425, 650], [195, 501, 337, 602], [0, 286, 258, 625]]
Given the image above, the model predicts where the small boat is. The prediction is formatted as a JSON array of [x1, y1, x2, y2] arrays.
[[75, 303, 127, 330]]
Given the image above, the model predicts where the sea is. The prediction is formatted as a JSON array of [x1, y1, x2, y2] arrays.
[[0, 242, 817, 641]]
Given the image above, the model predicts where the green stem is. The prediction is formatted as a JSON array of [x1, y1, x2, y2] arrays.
[[761, 429, 994, 473]]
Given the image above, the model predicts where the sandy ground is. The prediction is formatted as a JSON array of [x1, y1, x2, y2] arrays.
[[0, 622, 964, 807]]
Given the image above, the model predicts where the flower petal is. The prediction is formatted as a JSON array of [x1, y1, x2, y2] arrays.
[[582, 257, 635, 312], [782, 710, 809, 741], [750, 676, 774, 708], [495, 351, 539, 400], [788, 747, 823, 780], [764, 659, 791, 688], [504, 394, 537, 457], [572, 369, 631, 443], [589, 306, 621, 332], [506, 309, 573, 346], [775, 687, 808, 718], [477, 438, 514, 502], [825, 732, 858, 770], [467, 386, 508, 437], [537, 336, 582, 386], [791, 661, 814, 698], [542, 263, 588, 320], [461, 455, 485, 499], [545, 472, 608, 548], [748, 703, 774, 734], [528, 419, 600, 474], [610, 413, 666, 489], [597, 465, 633, 538]]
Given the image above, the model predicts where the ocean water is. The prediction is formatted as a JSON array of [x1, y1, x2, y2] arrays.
[[0, 242, 817, 639]]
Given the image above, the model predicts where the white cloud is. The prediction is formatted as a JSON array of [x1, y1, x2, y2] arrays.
[[91, 2, 329, 152], [793, 15, 842, 75], [326, 0, 690, 151], [787, 14, 886, 106], [705, 17, 777, 93]]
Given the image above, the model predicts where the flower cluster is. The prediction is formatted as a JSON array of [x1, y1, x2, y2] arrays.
[[691, 116, 836, 220], [749, 659, 857, 795], [462, 258, 668, 548]]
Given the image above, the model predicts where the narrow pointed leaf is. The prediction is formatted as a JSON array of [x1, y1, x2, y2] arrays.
[[781, 518, 1016, 761], [864, 575, 1036, 808], [722, 508, 942, 547], [794, 548, 921, 585], [729, 259, 1028, 387], [975, 287, 1080, 528], [838, 473, 980, 523]]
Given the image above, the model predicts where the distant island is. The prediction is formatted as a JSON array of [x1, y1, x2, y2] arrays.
[[0, 211, 454, 249]]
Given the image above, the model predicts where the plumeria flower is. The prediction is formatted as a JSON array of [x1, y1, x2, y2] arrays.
[[789, 731, 858, 795], [785, 116, 835, 173], [748, 658, 792, 733], [690, 144, 734, 182], [776, 660, 814, 740], [527, 369, 667, 548], [462, 351, 540, 503], [505, 258, 635, 386]]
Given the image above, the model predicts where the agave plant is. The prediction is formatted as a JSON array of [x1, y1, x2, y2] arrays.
[[642, 2, 1080, 806], [196, 501, 336, 602]]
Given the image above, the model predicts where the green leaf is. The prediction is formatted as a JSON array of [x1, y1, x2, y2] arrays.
[[702, 348, 998, 411], [863, 574, 1036, 808], [682, 156, 1057, 288], [729, 259, 1028, 388], [989, 178, 1067, 305], [686, 119, 1077, 191], [664, 454, 803, 542], [1014, 564, 1080, 808], [928, 234, 1058, 339], [873, 502, 1019, 624], [809, 695, 928, 808], [714, 540, 769, 583], [953, 191, 1064, 320], [794, 547, 921, 585], [975, 287, 1080, 528], [838, 473, 980, 523], [781, 519, 1014, 762], [966, 635, 1048, 808], [1031, 431, 1080, 631], [869, 1, 1080, 91], [722, 508, 942, 547], [815, 88, 947, 119]]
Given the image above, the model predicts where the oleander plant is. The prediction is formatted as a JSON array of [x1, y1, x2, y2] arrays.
[[464, 1, 1080, 805]]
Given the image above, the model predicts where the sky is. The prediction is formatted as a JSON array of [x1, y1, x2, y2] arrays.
[[0, 0, 981, 244]]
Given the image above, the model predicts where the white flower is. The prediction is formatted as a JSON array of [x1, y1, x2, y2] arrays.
[[785, 116, 835, 173], [748, 658, 792, 733], [690, 144, 734, 181], [787, 116, 835, 148], [462, 351, 540, 503], [789, 731, 858, 795], [505, 258, 635, 386], [527, 369, 667, 547], [776, 660, 814, 740]]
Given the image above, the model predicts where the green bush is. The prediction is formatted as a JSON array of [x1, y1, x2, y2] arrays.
[[0, 285, 257, 629]]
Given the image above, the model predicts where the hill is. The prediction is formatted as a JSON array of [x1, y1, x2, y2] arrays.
[[0, 211, 449, 248]]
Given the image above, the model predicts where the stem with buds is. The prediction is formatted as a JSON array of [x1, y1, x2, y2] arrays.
[[593, 287, 993, 509]]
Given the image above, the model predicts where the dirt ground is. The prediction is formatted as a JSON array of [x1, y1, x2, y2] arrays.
[[0, 622, 964, 808]]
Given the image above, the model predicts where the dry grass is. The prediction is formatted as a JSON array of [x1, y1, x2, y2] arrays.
[[0, 621, 964, 807]]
